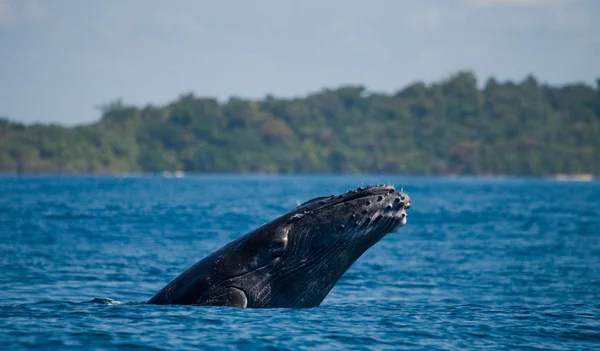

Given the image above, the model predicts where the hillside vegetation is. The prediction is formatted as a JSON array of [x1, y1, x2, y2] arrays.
[[1, 72, 599, 176]]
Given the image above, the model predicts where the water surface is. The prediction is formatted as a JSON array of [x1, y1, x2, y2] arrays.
[[1, 175, 599, 350]]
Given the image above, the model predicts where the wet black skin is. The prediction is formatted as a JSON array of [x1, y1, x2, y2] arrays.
[[146, 185, 411, 308]]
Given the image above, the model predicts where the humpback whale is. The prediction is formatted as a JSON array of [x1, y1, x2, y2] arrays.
[[147, 184, 411, 308]]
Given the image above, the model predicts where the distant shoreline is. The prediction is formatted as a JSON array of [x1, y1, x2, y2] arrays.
[[2, 71, 599, 178], [0, 171, 596, 182]]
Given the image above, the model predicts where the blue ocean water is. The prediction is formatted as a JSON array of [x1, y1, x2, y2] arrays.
[[1, 175, 599, 350]]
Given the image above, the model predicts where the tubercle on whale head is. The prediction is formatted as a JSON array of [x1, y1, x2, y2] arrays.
[[289, 184, 411, 234], [296, 185, 401, 210]]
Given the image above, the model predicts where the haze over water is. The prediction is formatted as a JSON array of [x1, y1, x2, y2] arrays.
[[1, 175, 599, 350]]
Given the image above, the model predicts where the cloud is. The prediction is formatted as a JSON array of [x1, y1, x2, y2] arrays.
[[22, 0, 46, 21], [405, 5, 444, 30], [0, 0, 47, 26], [0, 1, 13, 24], [467, 0, 551, 6]]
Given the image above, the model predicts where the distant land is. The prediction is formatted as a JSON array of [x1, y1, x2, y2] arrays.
[[1, 71, 599, 177]]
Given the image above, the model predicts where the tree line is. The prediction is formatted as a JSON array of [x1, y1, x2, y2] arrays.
[[1, 71, 599, 176]]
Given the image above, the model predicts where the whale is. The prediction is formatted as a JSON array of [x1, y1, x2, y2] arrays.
[[146, 184, 411, 308]]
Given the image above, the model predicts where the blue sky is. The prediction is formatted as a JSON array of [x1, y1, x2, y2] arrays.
[[1, 0, 598, 125]]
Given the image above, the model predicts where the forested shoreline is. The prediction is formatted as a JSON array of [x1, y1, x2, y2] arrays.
[[1, 72, 599, 176]]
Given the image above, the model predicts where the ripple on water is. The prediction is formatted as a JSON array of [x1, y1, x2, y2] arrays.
[[0, 175, 599, 350]]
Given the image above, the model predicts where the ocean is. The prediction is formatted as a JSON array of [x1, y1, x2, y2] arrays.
[[1, 175, 599, 350]]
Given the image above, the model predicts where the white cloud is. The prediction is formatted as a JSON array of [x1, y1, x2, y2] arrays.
[[406, 5, 443, 30], [0, 1, 13, 24], [0, 0, 47, 26], [22, 0, 46, 21], [468, 0, 551, 6]]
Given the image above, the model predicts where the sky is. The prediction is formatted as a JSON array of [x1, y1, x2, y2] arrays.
[[0, 0, 599, 125]]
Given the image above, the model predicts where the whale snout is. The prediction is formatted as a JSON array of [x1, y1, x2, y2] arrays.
[[331, 185, 411, 234], [362, 187, 410, 232]]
